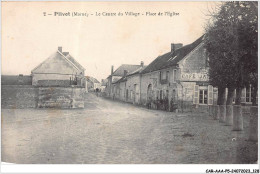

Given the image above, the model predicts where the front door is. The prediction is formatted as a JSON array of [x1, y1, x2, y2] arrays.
[[147, 84, 153, 102]]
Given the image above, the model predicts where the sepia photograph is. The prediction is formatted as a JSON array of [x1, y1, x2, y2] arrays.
[[1, 1, 259, 173]]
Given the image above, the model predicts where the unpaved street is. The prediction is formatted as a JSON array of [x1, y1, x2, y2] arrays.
[[1, 93, 257, 164]]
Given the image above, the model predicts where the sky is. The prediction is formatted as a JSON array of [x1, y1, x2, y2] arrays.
[[2, 1, 217, 82]]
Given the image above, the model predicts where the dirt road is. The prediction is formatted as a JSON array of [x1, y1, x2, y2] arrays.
[[1, 93, 257, 164]]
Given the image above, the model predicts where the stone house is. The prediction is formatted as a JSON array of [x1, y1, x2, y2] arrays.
[[105, 63, 144, 98], [85, 76, 101, 91], [31, 47, 85, 87], [110, 35, 215, 111], [106, 35, 256, 110], [93, 79, 101, 90], [140, 35, 212, 111], [115, 63, 146, 104], [100, 79, 108, 92]]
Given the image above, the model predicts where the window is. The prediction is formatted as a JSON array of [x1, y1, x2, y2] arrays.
[[159, 72, 162, 81], [162, 71, 166, 80], [160, 90, 163, 100], [233, 89, 236, 103], [166, 71, 169, 81], [173, 69, 177, 82], [199, 89, 208, 104], [159, 71, 168, 84], [246, 86, 251, 102]]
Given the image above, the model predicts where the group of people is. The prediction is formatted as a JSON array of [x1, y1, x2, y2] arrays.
[[147, 97, 177, 112]]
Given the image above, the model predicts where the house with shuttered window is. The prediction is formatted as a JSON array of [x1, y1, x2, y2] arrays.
[[113, 62, 147, 104], [105, 35, 255, 110], [139, 35, 214, 111]]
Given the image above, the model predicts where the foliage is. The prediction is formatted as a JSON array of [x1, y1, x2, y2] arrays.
[[204, 2, 258, 90]]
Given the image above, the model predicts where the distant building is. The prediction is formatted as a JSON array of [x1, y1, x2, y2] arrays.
[[85, 76, 101, 91], [31, 47, 85, 87], [113, 62, 146, 104], [100, 79, 108, 92], [105, 63, 145, 98]]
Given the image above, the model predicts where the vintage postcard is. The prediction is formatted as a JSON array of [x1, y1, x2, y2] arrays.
[[1, 1, 259, 173]]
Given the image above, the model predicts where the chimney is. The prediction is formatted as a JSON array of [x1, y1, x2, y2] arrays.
[[140, 61, 144, 67], [124, 70, 128, 77], [171, 43, 183, 53], [58, 46, 62, 52], [171, 44, 175, 53], [111, 65, 114, 75]]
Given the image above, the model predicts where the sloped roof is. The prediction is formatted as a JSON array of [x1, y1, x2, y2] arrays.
[[66, 54, 85, 71], [93, 78, 100, 83], [113, 66, 147, 84], [114, 76, 127, 84], [141, 35, 204, 74], [86, 76, 100, 83], [127, 65, 147, 76], [112, 64, 142, 76], [31, 49, 85, 73]]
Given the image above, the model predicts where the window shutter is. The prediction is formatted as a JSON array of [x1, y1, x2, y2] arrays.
[[213, 87, 218, 105], [225, 88, 228, 100], [241, 88, 246, 103], [208, 85, 213, 105], [233, 89, 236, 103], [193, 85, 199, 104]]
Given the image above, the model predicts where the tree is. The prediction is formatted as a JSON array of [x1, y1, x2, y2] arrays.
[[204, 1, 258, 106]]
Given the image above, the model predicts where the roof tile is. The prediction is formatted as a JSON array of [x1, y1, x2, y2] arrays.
[[141, 35, 204, 74]]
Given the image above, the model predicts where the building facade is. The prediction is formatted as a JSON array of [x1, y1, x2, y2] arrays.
[[100, 79, 108, 92], [31, 47, 85, 87], [140, 36, 213, 111], [110, 36, 215, 111], [85, 76, 101, 92], [105, 63, 144, 98], [105, 36, 256, 111]]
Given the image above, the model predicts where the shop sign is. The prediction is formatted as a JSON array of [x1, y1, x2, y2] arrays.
[[181, 72, 209, 81]]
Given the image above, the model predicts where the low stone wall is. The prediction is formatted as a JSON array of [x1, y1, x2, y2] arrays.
[[38, 87, 84, 109], [1, 85, 38, 109], [2, 85, 85, 109]]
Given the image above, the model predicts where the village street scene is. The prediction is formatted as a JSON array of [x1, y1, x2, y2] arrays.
[[1, 1, 258, 166]]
